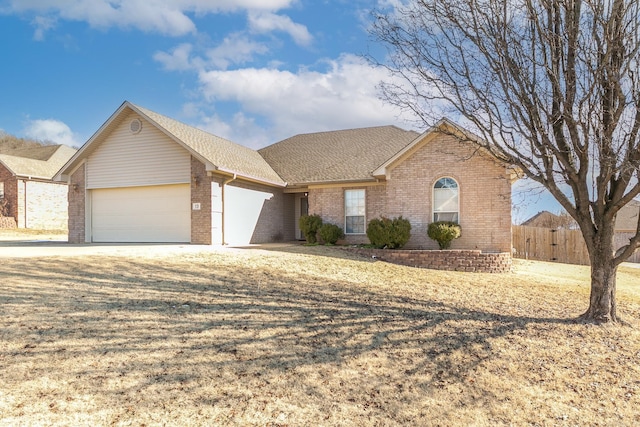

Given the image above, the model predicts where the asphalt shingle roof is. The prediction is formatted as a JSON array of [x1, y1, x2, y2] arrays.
[[132, 103, 286, 186], [0, 145, 77, 180], [259, 126, 420, 184], [0, 144, 59, 161]]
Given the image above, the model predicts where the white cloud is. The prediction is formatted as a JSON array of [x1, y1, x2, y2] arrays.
[[205, 33, 270, 69], [248, 11, 313, 46], [194, 54, 417, 147], [199, 111, 271, 148], [154, 34, 269, 72], [5, 0, 299, 37], [154, 43, 200, 71], [23, 119, 80, 147], [31, 15, 56, 41]]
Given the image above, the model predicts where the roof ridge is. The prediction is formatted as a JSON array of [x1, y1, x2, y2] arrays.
[[283, 124, 411, 139]]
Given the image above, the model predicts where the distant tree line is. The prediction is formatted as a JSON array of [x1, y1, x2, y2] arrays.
[[0, 131, 54, 156]]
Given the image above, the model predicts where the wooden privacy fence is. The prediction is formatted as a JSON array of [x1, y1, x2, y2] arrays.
[[513, 226, 640, 265], [513, 226, 590, 265]]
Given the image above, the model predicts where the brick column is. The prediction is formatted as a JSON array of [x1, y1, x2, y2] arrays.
[[68, 164, 86, 243], [191, 157, 212, 244]]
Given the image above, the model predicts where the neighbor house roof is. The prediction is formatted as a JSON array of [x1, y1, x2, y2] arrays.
[[56, 101, 286, 187], [0, 145, 77, 180], [521, 210, 562, 227], [259, 126, 420, 185], [615, 200, 640, 232], [0, 144, 60, 161]]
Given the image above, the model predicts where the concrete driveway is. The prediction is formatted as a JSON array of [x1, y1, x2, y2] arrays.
[[0, 232, 298, 258], [0, 239, 229, 258]]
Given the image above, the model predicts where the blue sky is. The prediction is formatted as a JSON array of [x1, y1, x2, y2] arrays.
[[0, 0, 557, 221], [0, 0, 407, 148]]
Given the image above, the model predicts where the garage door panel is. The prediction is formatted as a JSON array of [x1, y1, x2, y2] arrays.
[[91, 185, 190, 243]]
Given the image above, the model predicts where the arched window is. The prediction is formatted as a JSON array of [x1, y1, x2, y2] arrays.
[[433, 177, 459, 223]]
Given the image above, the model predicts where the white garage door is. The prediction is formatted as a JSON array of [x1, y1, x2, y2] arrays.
[[91, 184, 190, 243]]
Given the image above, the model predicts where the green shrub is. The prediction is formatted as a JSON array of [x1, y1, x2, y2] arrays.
[[318, 223, 345, 245], [427, 221, 461, 249], [366, 217, 390, 248], [299, 214, 323, 244], [366, 216, 412, 249]]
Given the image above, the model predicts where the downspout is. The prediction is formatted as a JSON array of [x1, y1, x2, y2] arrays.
[[221, 173, 237, 245], [23, 180, 28, 229]]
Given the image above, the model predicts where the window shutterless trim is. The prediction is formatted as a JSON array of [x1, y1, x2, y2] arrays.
[[344, 188, 366, 234], [432, 177, 459, 223]]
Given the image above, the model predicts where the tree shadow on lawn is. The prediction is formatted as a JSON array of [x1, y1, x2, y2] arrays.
[[0, 255, 575, 420]]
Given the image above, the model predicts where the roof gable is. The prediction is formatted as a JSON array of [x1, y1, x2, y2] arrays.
[[57, 101, 285, 187], [372, 118, 514, 179], [259, 126, 419, 185]]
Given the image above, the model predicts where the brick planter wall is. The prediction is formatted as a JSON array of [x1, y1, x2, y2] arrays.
[[342, 247, 512, 273]]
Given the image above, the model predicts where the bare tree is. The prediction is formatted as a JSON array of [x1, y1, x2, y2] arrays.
[[370, 0, 640, 322]]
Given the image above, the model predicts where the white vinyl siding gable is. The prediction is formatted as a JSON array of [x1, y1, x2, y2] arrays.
[[86, 112, 190, 189]]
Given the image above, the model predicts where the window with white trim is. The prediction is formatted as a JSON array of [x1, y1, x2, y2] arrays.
[[0, 182, 4, 199], [433, 177, 459, 222], [345, 189, 365, 234]]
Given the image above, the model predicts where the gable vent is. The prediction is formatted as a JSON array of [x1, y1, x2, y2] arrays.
[[130, 118, 142, 134]]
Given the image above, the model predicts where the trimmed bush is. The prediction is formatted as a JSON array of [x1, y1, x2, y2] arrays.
[[366, 216, 412, 249], [299, 214, 323, 244], [428, 221, 461, 249], [318, 223, 345, 245]]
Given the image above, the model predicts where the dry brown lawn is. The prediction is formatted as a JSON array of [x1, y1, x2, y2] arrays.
[[1, 242, 640, 426]]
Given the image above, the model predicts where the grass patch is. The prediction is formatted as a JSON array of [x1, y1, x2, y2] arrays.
[[0, 228, 66, 238], [1, 246, 639, 426]]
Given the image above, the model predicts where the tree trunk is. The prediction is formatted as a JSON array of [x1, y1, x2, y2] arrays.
[[580, 255, 618, 323]]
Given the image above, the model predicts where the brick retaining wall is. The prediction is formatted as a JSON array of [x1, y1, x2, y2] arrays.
[[343, 247, 511, 273]]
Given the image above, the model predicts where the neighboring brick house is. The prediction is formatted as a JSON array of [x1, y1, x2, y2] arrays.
[[56, 101, 515, 252], [0, 145, 76, 229], [614, 201, 640, 263], [521, 210, 577, 229]]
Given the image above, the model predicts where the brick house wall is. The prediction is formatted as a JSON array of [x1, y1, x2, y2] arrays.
[[308, 184, 387, 245], [0, 164, 69, 230], [0, 164, 18, 220], [309, 187, 341, 226], [308, 133, 512, 252], [18, 180, 68, 229], [385, 133, 512, 252], [68, 163, 86, 243]]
